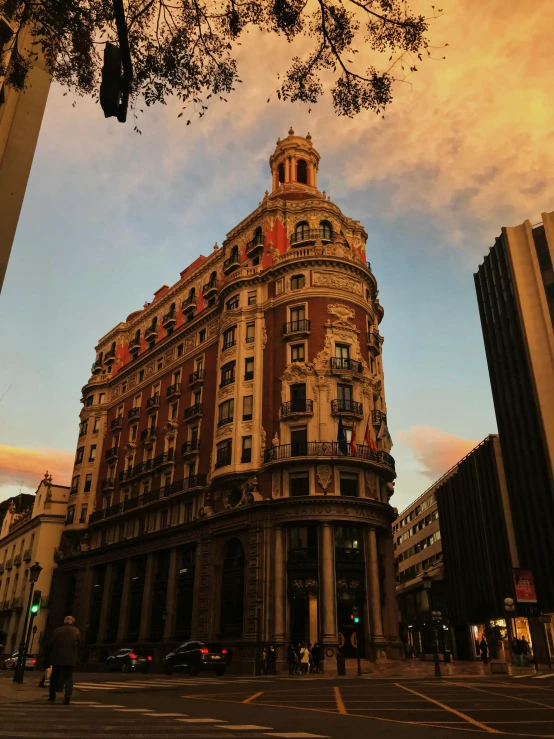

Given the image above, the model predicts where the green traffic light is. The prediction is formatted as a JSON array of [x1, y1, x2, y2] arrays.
[[353, 617, 360, 624], [30, 605, 39, 614]]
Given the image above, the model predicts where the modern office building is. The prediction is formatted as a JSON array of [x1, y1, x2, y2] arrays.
[[0, 8, 51, 292], [48, 130, 402, 671], [474, 214, 554, 615], [0, 475, 69, 658]]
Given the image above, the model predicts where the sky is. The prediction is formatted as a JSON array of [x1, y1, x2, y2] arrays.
[[0, 0, 553, 513]]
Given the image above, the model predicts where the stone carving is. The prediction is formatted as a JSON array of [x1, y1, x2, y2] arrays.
[[272, 471, 281, 498], [262, 325, 268, 349], [242, 422, 253, 432], [128, 375, 136, 388], [260, 427, 267, 461], [216, 425, 233, 440], [275, 279, 284, 295], [145, 362, 154, 376], [327, 303, 356, 324], [313, 272, 363, 295], [165, 349, 173, 362], [272, 432, 280, 447], [206, 453, 213, 484], [185, 336, 195, 350], [280, 362, 314, 385], [208, 319, 220, 336], [218, 384, 234, 400], [317, 465, 332, 492], [365, 471, 378, 499]]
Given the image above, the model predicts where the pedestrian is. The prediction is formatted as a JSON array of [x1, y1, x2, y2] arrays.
[[47, 616, 81, 705], [267, 645, 277, 675], [295, 643, 302, 674], [260, 645, 268, 675], [520, 636, 531, 655], [300, 643, 310, 674], [311, 642, 321, 673], [287, 643, 296, 676], [479, 636, 489, 664]]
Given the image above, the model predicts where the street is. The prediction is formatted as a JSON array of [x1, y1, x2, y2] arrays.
[[3, 672, 554, 738]]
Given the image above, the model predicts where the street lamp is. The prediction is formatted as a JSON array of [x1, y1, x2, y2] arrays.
[[13, 562, 42, 683], [422, 574, 442, 678]]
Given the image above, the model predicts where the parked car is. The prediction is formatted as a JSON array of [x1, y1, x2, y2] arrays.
[[2, 652, 36, 670], [105, 648, 153, 673], [164, 641, 228, 676]]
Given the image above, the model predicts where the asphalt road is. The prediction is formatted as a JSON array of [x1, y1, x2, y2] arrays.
[[3, 672, 554, 738]]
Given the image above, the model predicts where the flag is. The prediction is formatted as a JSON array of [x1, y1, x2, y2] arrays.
[[377, 417, 392, 448], [364, 417, 377, 453], [337, 414, 348, 455], [350, 423, 357, 456]]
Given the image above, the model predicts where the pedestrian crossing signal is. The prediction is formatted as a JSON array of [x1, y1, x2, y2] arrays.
[[351, 606, 360, 624], [30, 590, 41, 615]]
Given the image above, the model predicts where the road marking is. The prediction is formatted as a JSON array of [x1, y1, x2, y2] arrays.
[[394, 682, 500, 734], [264, 734, 330, 738], [450, 681, 554, 710], [88, 704, 125, 708], [144, 713, 188, 717], [333, 686, 347, 715], [71, 701, 102, 705], [511, 673, 537, 678], [112, 708, 154, 712], [243, 691, 264, 704], [176, 718, 227, 723], [218, 725, 273, 730], [535, 674, 554, 679]]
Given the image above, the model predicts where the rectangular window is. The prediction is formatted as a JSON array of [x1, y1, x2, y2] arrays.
[[290, 306, 305, 328], [291, 427, 308, 456], [157, 359, 163, 371], [121, 383, 127, 393], [177, 344, 183, 357], [89, 445, 97, 462], [138, 518, 146, 536], [241, 436, 252, 463], [75, 447, 84, 464], [131, 424, 137, 440], [83, 474, 92, 492], [337, 383, 353, 402], [220, 361, 236, 387], [79, 505, 88, 524], [335, 344, 350, 360], [290, 471, 310, 497], [291, 274, 305, 290], [226, 294, 239, 310], [85, 395, 94, 406], [198, 329, 206, 344], [160, 510, 168, 529], [244, 357, 254, 380], [191, 426, 199, 444], [216, 439, 232, 468], [243, 395, 253, 421], [291, 343, 305, 362], [92, 418, 100, 433], [246, 323, 255, 343], [71, 475, 80, 492], [222, 326, 236, 350], [218, 398, 234, 426], [171, 402, 178, 420], [193, 389, 202, 405], [184, 503, 193, 522], [79, 420, 88, 436], [340, 472, 359, 497], [247, 291, 257, 305], [290, 383, 306, 409], [139, 369, 144, 382]]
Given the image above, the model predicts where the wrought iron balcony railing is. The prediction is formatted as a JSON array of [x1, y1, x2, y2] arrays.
[[282, 319, 311, 336], [263, 442, 395, 470], [223, 252, 241, 272], [289, 228, 334, 246], [330, 357, 362, 373], [280, 399, 314, 417], [166, 382, 181, 398], [189, 369, 205, 385], [184, 403, 202, 420], [331, 399, 364, 416], [181, 439, 201, 456]]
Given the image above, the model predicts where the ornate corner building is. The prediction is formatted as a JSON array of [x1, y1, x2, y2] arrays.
[[50, 130, 402, 669]]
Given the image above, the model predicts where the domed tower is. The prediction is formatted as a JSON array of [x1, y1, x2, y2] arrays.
[[269, 127, 321, 195]]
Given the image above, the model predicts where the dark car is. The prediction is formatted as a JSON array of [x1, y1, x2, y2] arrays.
[[164, 641, 228, 676], [105, 648, 153, 673]]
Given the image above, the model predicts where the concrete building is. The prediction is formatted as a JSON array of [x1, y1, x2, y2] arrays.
[[0, 475, 69, 658], [0, 8, 51, 292], [49, 130, 402, 671], [475, 214, 554, 613]]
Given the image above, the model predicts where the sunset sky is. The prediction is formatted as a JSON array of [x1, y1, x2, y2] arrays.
[[0, 0, 552, 512]]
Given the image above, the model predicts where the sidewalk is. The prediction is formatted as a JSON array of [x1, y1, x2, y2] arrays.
[[0, 677, 46, 703], [344, 658, 539, 679]]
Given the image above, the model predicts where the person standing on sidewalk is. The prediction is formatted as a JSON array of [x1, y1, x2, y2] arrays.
[[47, 616, 81, 705], [311, 642, 321, 673]]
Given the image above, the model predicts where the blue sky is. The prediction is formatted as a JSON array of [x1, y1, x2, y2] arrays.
[[0, 0, 552, 512]]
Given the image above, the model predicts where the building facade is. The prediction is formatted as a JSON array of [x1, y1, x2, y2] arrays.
[[474, 214, 554, 613], [49, 130, 401, 670], [0, 8, 51, 292], [0, 475, 69, 658]]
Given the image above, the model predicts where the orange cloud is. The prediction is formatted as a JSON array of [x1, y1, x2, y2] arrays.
[[0, 445, 73, 491], [398, 426, 479, 481]]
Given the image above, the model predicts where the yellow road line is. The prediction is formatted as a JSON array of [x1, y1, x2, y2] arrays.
[[394, 682, 500, 734], [450, 682, 554, 710], [333, 686, 347, 715], [242, 691, 264, 704]]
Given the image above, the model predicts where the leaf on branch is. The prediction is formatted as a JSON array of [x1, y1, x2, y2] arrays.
[[178, 112, 183, 117]]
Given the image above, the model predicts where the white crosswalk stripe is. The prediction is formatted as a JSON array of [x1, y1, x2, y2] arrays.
[[534, 673, 554, 678], [74, 677, 261, 691]]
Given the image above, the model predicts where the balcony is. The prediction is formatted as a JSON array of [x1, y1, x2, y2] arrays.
[[289, 227, 334, 247], [189, 369, 205, 387], [89, 509, 106, 523], [215, 449, 232, 469], [202, 279, 218, 298], [244, 370, 254, 381], [264, 442, 395, 470], [181, 439, 201, 457], [146, 394, 160, 412], [5, 559, 12, 570], [223, 251, 241, 274], [184, 403, 202, 421], [111, 415, 123, 431], [23, 549, 31, 562], [128, 406, 141, 423], [166, 382, 181, 399], [101, 478, 115, 491], [129, 336, 141, 356], [331, 399, 363, 418], [246, 232, 265, 258], [222, 339, 236, 352], [280, 399, 314, 419], [140, 427, 157, 444], [91, 358, 103, 374], [14, 554, 21, 566], [145, 324, 157, 342], [104, 346, 116, 365], [105, 446, 119, 462], [372, 410, 386, 426], [162, 309, 177, 328], [330, 357, 362, 374], [181, 295, 196, 315], [220, 375, 235, 389], [217, 415, 234, 428], [282, 319, 311, 338], [368, 332, 381, 355]]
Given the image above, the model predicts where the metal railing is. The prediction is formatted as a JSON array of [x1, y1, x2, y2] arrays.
[[104, 347, 116, 362], [184, 403, 202, 420], [181, 440, 201, 455], [182, 295, 196, 310], [162, 309, 177, 323], [129, 337, 141, 352], [289, 228, 334, 246], [330, 357, 362, 373], [105, 447, 119, 461], [146, 394, 160, 410], [189, 369, 205, 384], [22, 550, 31, 562], [202, 279, 218, 295], [101, 478, 115, 490], [128, 407, 141, 421], [218, 416, 234, 428], [13, 554, 21, 566], [246, 233, 265, 252], [91, 359, 103, 373], [166, 382, 181, 397], [222, 339, 237, 351], [223, 252, 241, 271], [117, 449, 175, 483], [331, 399, 363, 415], [280, 399, 314, 416], [372, 410, 386, 425], [263, 442, 395, 469], [111, 416, 123, 431], [220, 375, 235, 388], [145, 324, 157, 338], [140, 426, 157, 442], [282, 319, 310, 335]]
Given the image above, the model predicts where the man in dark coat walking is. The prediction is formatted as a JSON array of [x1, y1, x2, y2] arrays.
[[47, 616, 81, 704]]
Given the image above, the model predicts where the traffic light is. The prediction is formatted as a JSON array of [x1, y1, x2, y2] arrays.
[[352, 606, 360, 624], [100, 42, 123, 119], [30, 590, 41, 615]]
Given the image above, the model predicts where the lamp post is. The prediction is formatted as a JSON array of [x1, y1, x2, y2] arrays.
[[422, 574, 442, 678], [13, 562, 42, 683]]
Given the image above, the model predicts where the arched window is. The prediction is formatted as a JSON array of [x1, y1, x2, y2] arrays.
[[297, 159, 308, 184], [220, 538, 245, 637], [152, 316, 157, 328], [111, 341, 116, 352], [188, 287, 195, 301], [231, 245, 239, 258], [278, 162, 285, 184], [320, 220, 332, 240], [253, 226, 263, 245], [170, 302, 176, 312], [294, 221, 310, 244], [135, 329, 141, 341], [98, 351, 103, 362]]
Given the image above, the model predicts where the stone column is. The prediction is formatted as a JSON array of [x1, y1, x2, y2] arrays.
[[116, 559, 133, 642], [319, 523, 338, 646], [367, 527, 386, 644], [139, 553, 155, 641], [272, 526, 286, 643], [164, 547, 179, 640], [96, 564, 115, 643]]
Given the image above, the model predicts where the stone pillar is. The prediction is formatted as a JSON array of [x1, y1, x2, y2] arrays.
[[164, 547, 179, 640], [319, 522, 338, 667], [272, 526, 286, 643], [309, 593, 318, 645], [96, 564, 115, 643], [285, 157, 290, 183], [367, 527, 386, 645], [116, 559, 133, 642], [139, 553, 155, 641]]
